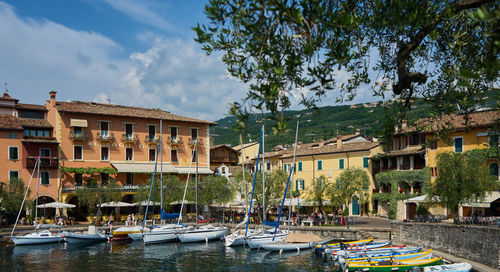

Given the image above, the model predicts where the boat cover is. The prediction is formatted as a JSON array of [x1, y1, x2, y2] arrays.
[[285, 233, 322, 243]]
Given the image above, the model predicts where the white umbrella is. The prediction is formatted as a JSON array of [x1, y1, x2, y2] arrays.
[[36, 202, 76, 208], [135, 201, 161, 206], [98, 201, 134, 207]]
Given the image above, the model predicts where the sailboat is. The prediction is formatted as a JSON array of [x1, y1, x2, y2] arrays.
[[244, 125, 289, 249], [10, 157, 63, 245], [175, 139, 228, 243], [142, 120, 191, 244]]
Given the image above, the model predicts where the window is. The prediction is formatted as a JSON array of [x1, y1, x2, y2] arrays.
[[192, 150, 198, 162], [40, 171, 49, 185], [191, 128, 198, 139], [125, 123, 133, 137], [295, 179, 305, 190], [100, 121, 109, 136], [73, 126, 82, 136], [284, 164, 287, 172], [8, 146, 18, 160], [75, 173, 83, 186], [101, 173, 109, 185], [101, 147, 109, 161], [148, 125, 156, 139], [126, 148, 133, 161], [266, 162, 271, 171], [298, 162, 303, 171], [489, 135, 499, 147], [363, 157, 369, 168], [171, 149, 178, 162], [339, 159, 345, 169], [489, 163, 499, 179], [39, 148, 51, 157], [18, 111, 44, 119], [454, 136, 463, 153], [9, 170, 19, 181], [171, 127, 178, 140], [126, 173, 133, 186], [431, 167, 438, 177], [24, 129, 49, 138], [318, 160, 322, 170], [9, 132, 17, 139], [294, 163, 296, 173], [74, 146, 83, 160], [149, 149, 156, 162]]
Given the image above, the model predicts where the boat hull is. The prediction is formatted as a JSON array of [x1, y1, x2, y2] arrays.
[[143, 230, 177, 244], [347, 257, 443, 272], [224, 229, 259, 247], [245, 231, 289, 249], [11, 236, 63, 245], [260, 241, 316, 252], [128, 232, 143, 241], [63, 232, 108, 245], [177, 227, 228, 243], [423, 262, 472, 272]]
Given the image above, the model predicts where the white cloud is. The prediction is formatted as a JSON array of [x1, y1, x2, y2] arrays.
[[0, 2, 247, 121], [102, 0, 172, 32]]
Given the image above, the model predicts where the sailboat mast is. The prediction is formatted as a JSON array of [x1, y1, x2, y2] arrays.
[[262, 125, 265, 225], [289, 121, 299, 231], [195, 141, 199, 226], [160, 119, 163, 214], [35, 157, 41, 223], [11, 158, 39, 236]]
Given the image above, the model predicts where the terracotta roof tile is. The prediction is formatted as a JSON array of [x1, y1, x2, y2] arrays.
[[210, 144, 234, 150], [233, 142, 258, 151], [16, 103, 47, 111], [0, 114, 23, 130], [385, 145, 425, 157], [399, 110, 500, 134], [19, 118, 53, 128], [55, 101, 216, 125], [281, 141, 379, 158]]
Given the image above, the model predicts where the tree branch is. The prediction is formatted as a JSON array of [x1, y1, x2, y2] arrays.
[[393, 0, 495, 95]]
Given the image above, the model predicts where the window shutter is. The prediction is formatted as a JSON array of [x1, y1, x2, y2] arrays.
[[318, 160, 322, 170], [339, 159, 344, 169], [363, 157, 369, 168], [298, 162, 302, 171]]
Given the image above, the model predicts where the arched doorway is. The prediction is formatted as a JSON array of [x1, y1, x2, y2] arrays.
[[351, 196, 360, 215]]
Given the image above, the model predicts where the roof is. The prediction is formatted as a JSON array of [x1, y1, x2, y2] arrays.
[[384, 145, 425, 157], [281, 141, 380, 158], [0, 93, 18, 102], [0, 114, 23, 130], [22, 137, 58, 144], [54, 101, 216, 125], [210, 144, 236, 152], [16, 103, 47, 111], [399, 110, 500, 134], [233, 142, 258, 151], [19, 118, 53, 128]]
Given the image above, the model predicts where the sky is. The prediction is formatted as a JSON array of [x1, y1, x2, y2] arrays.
[[0, 0, 376, 121]]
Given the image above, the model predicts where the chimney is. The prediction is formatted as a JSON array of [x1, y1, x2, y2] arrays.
[[337, 134, 343, 148], [355, 128, 361, 135], [49, 91, 57, 106], [3, 92, 10, 98]]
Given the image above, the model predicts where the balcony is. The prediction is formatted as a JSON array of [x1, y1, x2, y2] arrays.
[[189, 137, 203, 146], [69, 131, 88, 141], [122, 133, 138, 144], [211, 156, 238, 164], [97, 132, 114, 142], [145, 135, 160, 145], [26, 157, 59, 169], [62, 184, 139, 192], [168, 136, 182, 146]]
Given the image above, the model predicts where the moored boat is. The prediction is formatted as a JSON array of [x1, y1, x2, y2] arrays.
[[315, 238, 374, 254], [224, 228, 259, 247], [335, 246, 421, 261], [422, 262, 472, 272], [176, 225, 228, 243], [63, 226, 108, 245], [244, 229, 289, 249], [143, 224, 191, 244], [346, 257, 443, 272], [343, 249, 433, 265], [11, 230, 63, 245], [112, 226, 143, 240], [260, 241, 316, 252]]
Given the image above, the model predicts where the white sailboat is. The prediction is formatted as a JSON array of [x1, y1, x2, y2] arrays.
[[10, 157, 63, 245], [176, 139, 228, 243]]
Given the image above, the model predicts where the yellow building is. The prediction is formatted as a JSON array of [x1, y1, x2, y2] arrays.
[[233, 142, 260, 170], [280, 137, 382, 216]]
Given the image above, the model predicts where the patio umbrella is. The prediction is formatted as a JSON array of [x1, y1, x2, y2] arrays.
[[36, 202, 76, 208], [98, 201, 134, 207], [135, 201, 161, 206]]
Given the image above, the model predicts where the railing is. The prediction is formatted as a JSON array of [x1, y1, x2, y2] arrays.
[[97, 132, 114, 142], [145, 135, 160, 144], [62, 184, 139, 192], [211, 156, 238, 163], [189, 137, 203, 146], [69, 131, 88, 141], [168, 136, 182, 145], [122, 133, 138, 144], [26, 157, 59, 169]]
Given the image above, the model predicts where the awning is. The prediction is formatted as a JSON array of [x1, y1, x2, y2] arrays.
[[407, 194, 440, 203], [111, 162, 177, 173], [462, 191, 500, 208], [98, 201, 134, 207], [282, 198, 329, 207], [70, 119, 88, 127], [36, 202, 76, 208], [175, 167, 213, 175]]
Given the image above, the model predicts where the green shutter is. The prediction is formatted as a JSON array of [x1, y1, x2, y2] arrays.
[[339, 159, 344, 169], [284, 164, 287, 172], [300, 180, 305, 190], [318, 160, 322, 170], [298, 162, 302, 171], [41, 172, 49, 185], [454, 137, 463, 152], [363, 157, 369, 168], [294, 163, 296, 173], [295, 179, 299, 190]]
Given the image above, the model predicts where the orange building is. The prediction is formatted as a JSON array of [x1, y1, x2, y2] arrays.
[[0, 93, 59, 206], [44, 92, 215, 207]]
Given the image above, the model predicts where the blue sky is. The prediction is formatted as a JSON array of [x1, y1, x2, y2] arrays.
[[0, 0, 376, 121]]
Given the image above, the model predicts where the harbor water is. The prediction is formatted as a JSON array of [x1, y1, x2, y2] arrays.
[[0, 241, 339, 271]]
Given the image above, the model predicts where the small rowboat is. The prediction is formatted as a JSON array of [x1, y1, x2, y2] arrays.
[[112, 226, 143, 240], [335, 247, 422, 261], [325, 241, 392, 255], [346, 257, 442, 272], [423, 262, 472, 272], [260, 241, 317, 252], [344, 249, 433, 264], [314, 238, 374, 254]]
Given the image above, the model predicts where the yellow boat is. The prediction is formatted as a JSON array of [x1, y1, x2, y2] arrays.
[[314, 238, 374, 254], [346, 249, 433, 263], [346, 257, 443, 272]]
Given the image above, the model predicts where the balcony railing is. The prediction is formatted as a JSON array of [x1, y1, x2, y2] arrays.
[[168, 136, 182, 145], [26, 157, 59, 169], [145, 135, 160, 144], [62, 184, 139, 192], [122, 133, 138, 144], [189, 137, 203, 146], [211, 156, 238, 163], [69, 131, 88, 141], [97, 132, 114, 142]]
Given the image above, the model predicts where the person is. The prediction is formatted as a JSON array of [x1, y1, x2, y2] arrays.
[[318, 212, 323, 227], [313, 212, 318, 226], [126, 214, 131, 226], [131, 214, 135, 225], [58, 216, 64, 227]]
